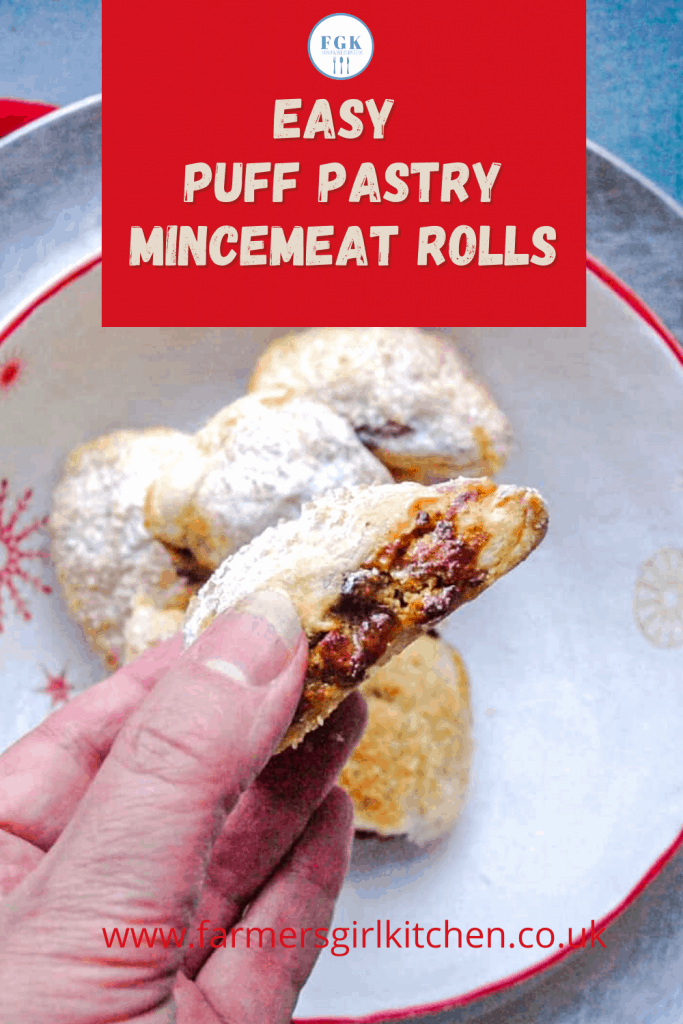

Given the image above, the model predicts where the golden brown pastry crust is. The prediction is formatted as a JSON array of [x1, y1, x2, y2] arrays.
[[183, 477, 548, 750], [249, 327, 512, 483], [339, 634, 472, 844]]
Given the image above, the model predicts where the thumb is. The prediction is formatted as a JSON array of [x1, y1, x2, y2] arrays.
[[7, 591, 306, 1016]]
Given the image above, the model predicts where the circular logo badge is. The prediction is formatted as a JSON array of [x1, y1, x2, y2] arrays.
[[308, 14, 374, 80]]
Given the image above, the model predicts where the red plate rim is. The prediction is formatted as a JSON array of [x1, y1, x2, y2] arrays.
[[1, 252, 682, 1022], [0, 253, 102, 347]]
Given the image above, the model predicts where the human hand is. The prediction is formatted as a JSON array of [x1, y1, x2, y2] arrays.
[[0, 591, 367, 1023]]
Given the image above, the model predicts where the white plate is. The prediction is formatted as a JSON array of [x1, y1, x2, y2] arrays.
[[1, 262, 682, 1021]]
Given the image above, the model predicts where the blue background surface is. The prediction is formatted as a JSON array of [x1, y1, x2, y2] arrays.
[[587, 0, 683, 202], [1, 0, 682, 203]]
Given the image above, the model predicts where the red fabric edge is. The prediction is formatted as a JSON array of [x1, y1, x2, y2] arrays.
[[0, 98, 58, 140], [1, 252, 682, 1022]]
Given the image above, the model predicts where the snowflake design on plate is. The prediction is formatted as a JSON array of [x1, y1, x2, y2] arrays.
[[37, 665, 74, 707], [0, 478, 52, 633], [0, 355, 23, 393], [633, 548, 683, 649]]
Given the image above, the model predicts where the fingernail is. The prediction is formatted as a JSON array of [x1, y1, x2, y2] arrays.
[[197, 590, 303, 687], [233, 590, 302, 650]]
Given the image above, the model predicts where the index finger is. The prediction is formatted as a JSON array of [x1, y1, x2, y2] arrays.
[[0, 633, 184, 850], [9, 595, 308, 1021]]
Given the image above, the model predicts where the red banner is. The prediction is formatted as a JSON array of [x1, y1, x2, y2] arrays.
[[103, 0, 585, 326]]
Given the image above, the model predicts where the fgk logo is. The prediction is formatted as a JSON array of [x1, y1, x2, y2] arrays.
[[308, 14, 374, 79]]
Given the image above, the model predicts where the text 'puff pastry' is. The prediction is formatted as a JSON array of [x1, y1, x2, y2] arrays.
[[249, 327, 513, 483], [183, 477, 548, 751]]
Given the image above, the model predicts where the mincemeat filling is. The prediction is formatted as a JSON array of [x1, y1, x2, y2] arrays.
[[304, 504, 489, 701], [162, 543, 213, 587], [356, 420, 414, 440]]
